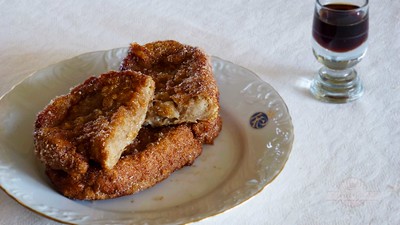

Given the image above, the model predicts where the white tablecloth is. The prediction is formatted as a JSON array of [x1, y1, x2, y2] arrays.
[[1, 0, 399, 224]]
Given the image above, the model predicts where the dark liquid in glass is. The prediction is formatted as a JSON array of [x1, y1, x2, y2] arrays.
[[312, 4, 368, 52]]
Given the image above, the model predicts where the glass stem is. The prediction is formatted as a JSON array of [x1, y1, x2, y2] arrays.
[[322, 67, 353, 78], [310, 66, 364, 103], [319, 66, 358, 85]]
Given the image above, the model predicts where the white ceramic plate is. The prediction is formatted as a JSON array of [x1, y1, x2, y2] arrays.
[[0, 48, 293, 225]]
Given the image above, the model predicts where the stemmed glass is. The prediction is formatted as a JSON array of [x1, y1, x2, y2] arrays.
[[310, 0, 369, 103]]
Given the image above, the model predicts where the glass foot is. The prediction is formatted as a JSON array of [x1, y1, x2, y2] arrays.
[[310, 67, 364, 103]]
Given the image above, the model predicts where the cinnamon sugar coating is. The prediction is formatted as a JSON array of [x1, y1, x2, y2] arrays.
[[45, 125, 203, 200], [35, 40, 223, 200], [191, 115, 222, 144], [34, 70, 155, 173]]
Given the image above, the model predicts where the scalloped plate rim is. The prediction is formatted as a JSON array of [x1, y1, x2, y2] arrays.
[[0, 48, 294, 225]]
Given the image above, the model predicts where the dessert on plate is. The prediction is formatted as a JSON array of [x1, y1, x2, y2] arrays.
[[34, 40, 222, 200]]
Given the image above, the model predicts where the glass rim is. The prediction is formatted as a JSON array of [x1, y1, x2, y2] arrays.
[[316, 0, 369, 11]]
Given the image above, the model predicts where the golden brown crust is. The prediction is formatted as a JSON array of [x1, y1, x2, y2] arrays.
[[45, 125, 202, 200], [191, 115, 222, 144], [120, 40, 220, 126], [44, 115, 222, 200], [34, 70, 155, 173], [36, 40, 223, 200]]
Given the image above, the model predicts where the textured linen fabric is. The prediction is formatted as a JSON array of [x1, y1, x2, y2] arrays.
[[0, 0, 399, 224]]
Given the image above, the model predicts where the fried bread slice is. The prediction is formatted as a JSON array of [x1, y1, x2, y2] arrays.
[[45, 124, 203, 200], [120, 40, 220, 126], [34, 70, 155, 173], [45, 115, 222, 200]]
